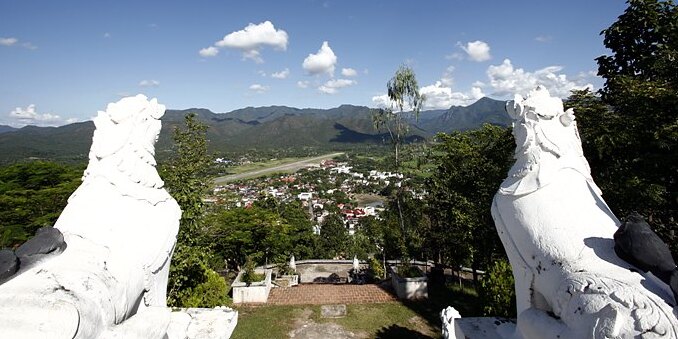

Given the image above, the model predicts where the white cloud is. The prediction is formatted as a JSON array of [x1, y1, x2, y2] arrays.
[[21, 42, 37, 50], [103, 32, 111, 38], [318, 78, 356, 94], [212, 21, 288, 63], [341, 68, 357, 77], [1, 37, 36, 49], [460, 40, 491, 62], [441, 66, 455, 87], [445, 52, 464, 61], [297, 80, 309, 89], [199, 46, 219, 57], [249, 84, 269, 93], [216, 21, 288, 50], [485, 59, 593, 98], [535, 35, 553, 43], [242, 49, 263, 63], [302, 41, 337, 76], [7, 104, 73, 127], [139, 79, 160, 87], [420, 82, 485, 109], [271, 68, 290, 79], [0, 37, 18, 46]]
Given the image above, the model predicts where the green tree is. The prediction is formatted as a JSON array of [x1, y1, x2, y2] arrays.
[[318, 214, 349, 259], [206, 206, 291, 268], [426, 125, 514, 283], [586, 0, 677, 252], [162, 113, 211, 246], [372, 65, 426, 168], [372, 65, 426, 262], [161, 113, 225, 307]]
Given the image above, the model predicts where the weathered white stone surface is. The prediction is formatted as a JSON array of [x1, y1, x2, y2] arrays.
[[167, 307, 238, 339], [440, 306, 461, 339], [490, 86, 678, 338], [0, 95, 236, 339]]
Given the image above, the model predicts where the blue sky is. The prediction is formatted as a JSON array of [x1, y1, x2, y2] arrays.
[[0, 0, 628, 127]]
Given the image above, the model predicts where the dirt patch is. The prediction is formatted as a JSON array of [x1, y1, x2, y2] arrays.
[[407, 316, 438, 337], [289, 308, 366, 339]]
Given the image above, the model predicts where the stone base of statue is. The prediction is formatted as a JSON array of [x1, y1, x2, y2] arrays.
[[441, 307, 516, 339]]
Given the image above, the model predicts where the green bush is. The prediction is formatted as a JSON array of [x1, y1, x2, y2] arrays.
[[368, 257, 384, 280], [242, 256, 265, 285], [179, 269, 231, 308], [479, 259, 516, 318]]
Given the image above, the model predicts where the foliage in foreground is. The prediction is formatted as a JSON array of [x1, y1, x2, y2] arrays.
[[479, 259, 516, 318], [0, 161, 82, 248], [162, 113, 230, 307]]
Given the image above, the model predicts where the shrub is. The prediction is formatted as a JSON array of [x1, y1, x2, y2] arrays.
[[369, 257, 385, 280], [479, 259, 516, 318], [242, 256, 265, 285], [179, 269, 231, 308]]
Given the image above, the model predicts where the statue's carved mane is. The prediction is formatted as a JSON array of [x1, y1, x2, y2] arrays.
[[81, 94, 169, 204], [499, 86, 596, 196]]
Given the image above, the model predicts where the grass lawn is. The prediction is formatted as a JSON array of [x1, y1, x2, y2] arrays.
[[231, 282, 481, 339]]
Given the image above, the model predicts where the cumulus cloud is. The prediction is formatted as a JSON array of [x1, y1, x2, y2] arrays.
[[199, 46, 219, 57], [460, 40, 491, 62], [485, 59, 593, 98], [318, 78, 356, 94], [0, 37, 18, 46], [302, 41, 337, 76], [216, 21, 288, 50], [249, 84, 269, 93], [203, 21, 288, 62], [297, 80, 309, 89], [271, 68, 290, 79], [341, 68, 357, 77], [139, 80, 160, 87], [7, 104, 75, 127], [420, 82, 485, 109]]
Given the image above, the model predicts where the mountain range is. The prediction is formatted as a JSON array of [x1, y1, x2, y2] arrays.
[[0, 97, 510, 163]]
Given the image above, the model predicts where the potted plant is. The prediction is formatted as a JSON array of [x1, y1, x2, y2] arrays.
[[232, 256, 273, 303], [390, 260, 428, 300], [274, 259, 299, 287]]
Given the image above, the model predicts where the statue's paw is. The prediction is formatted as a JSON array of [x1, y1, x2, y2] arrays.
[[101, 307, 170, 339]]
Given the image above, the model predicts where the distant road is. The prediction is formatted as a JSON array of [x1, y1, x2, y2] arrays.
[[212, 152, 344, 185]]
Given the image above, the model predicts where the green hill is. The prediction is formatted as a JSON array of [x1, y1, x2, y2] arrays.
[[0, 98, 509, 164]]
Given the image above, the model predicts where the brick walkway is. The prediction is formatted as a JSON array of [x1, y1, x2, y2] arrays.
[[267, 283, 398, 305]]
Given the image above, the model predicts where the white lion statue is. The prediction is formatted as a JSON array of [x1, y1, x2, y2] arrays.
[[492, 86, 678, 338], [0, 95, 181, 338]]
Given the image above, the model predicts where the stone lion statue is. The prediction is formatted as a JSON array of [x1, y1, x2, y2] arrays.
[[0, 95, 181, 338], [491, 86, 678, 338]]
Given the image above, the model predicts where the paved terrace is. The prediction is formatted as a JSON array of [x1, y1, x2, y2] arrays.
[[267, 284, 397, 305]]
